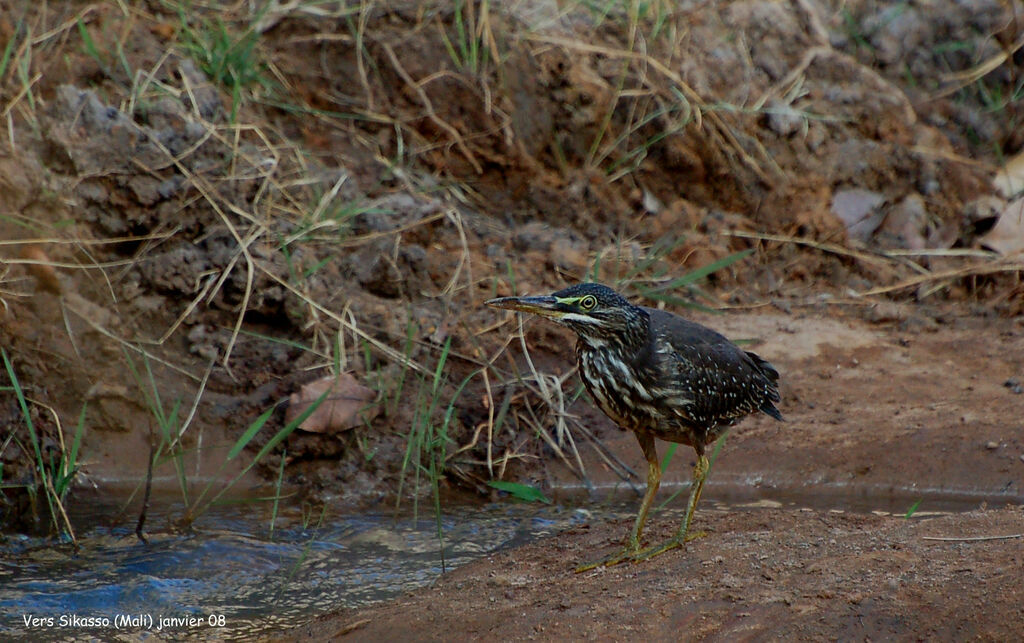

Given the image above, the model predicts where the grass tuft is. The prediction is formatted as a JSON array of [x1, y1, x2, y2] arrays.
[[1, 349, 80, 543], [177, 7, 270, 121]]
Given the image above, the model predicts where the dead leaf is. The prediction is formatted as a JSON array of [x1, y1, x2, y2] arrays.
[[148, 22, 177, 41], [286, 373, 378, 434], [20, 245, 61, 295], [979, 198, 1024, 256], [993, 150, 1024, 199]]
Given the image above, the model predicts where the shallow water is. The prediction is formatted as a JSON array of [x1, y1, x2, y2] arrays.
[[0, 498, 586, 641], [1, 482, 1015, 641]]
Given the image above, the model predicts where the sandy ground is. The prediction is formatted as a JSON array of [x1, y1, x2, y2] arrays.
[[294, 506, 1023, 641]]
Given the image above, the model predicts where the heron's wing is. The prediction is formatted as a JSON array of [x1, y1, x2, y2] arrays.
[[644, 309, 781, 424]]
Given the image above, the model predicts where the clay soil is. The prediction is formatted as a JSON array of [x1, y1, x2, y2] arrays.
[[1, 0, 1023, 640]]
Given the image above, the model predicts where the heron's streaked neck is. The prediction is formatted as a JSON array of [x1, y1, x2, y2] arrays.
[[575, 306, 649, 354]]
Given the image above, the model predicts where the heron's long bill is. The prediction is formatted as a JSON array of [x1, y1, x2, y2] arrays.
[[485, 295, 564, 319]]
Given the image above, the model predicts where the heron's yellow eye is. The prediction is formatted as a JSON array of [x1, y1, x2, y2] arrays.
[[580, 295, 598, 310]]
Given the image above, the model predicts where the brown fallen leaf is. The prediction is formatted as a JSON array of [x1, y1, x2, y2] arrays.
[[20, 244, 62, 295], [993, 149, 1024, 199], [286, 373, 379, 434], [148, 22, 177, 41], [979, 198, 1024, 256]]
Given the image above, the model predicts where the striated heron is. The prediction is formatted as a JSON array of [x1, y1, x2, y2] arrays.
[[487, 282, 782, 571]]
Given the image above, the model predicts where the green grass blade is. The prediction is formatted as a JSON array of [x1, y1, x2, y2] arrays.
[[655, 433, 728, 512], [228, 406, 275, 460], [0, 21, 18, 78], [487, 480, 552, 504], [190, 391, 326, 516], [269, 447, 287, 538], [2, 348, 60, 531], [904, 498, 923, 519], [659, 442, 678, 473], [649, 248, 754, 292], [69, 404, 86, 469], [249, 393, 325, 465]]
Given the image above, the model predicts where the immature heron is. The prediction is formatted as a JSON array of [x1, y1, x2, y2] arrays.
[[487, 283, 781, 570]]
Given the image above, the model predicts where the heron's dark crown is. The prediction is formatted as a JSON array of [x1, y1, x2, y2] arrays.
[[552, 282, 628, 305]]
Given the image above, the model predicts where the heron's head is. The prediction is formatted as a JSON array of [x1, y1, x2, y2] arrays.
[[486, 282, 646, 348]]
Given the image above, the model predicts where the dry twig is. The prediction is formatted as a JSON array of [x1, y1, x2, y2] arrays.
[[922, 534, 1022, 542]]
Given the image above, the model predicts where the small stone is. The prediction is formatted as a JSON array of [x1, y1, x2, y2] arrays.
[[831, 189, 886, 242], [866, 302, 906, 323], [1003, 377, 1022, 394], [877, 193, 927, 250], [986, 441, 999, 450]]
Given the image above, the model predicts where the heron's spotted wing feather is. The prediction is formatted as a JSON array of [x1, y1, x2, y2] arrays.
[[643, 309, 782, 427]]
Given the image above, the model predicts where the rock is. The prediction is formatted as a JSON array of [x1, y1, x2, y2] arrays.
[[138, 243, 210, 295], [511, 222, 591, 274], [127, 175, 164, 206], [177, 58, 222, 120], [1003, 377, 1022, 395], [830, 140, 890, 184], [350, 240, 432, 300], [866, 6, 926, 66], [865, 302, 907, 324], [549, 237, 589, 273], [963, 196, 1004, 228], [187, 324, 221, 362], [831, 189, 886, 242], [877, 193, 927, 250], [158, 176, 185, 199], [354, 248, 402, 298], [513, 222, 557, 253]]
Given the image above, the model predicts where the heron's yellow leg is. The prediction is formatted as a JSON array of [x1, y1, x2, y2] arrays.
[[575, 433, 660, 572], [630, 453, 709, 562]]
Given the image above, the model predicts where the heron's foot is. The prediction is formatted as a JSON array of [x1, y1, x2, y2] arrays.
[[574, 542, 642, 573], [575, 531, 706, 572], [629, 530, 707, 563]]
